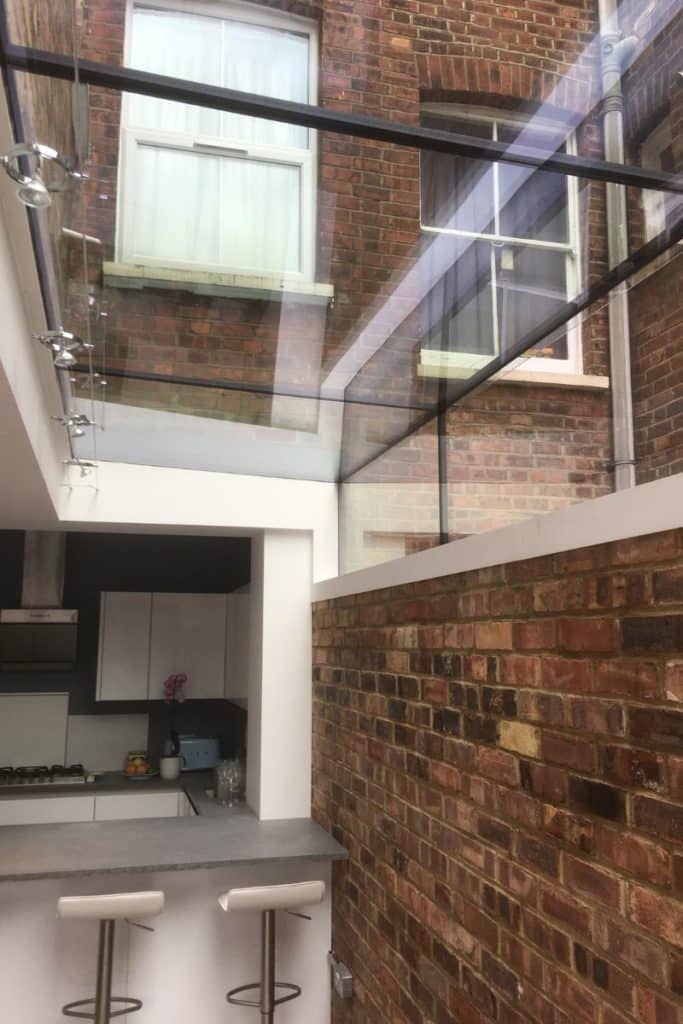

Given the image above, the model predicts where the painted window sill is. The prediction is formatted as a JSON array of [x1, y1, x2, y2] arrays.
[[102, 262, 334, 305], [417, 351, 608, 390]]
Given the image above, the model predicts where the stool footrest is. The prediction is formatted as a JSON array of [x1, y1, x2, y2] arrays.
[[62, 996, 142, 1020], [227, 981, 301, 1009]]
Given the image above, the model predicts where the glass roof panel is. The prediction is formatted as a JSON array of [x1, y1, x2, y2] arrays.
[[4, 0, 681, 184], [2, 0, 681, 483]]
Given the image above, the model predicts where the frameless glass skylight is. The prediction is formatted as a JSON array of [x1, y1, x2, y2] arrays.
[[1, 0, 681, 493]]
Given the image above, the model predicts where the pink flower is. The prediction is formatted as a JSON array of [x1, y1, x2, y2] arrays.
[[163, 673, 187, 703]]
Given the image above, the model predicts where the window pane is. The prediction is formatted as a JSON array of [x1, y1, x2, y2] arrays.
[[223, 159, 301, 274], [496, 246, 568, 355], [223, 22, 310, 149], [421, 117, 495, 234], [128, 9, 222, 136], [423, 241, 496, 357], [131, 146, 221, 265], [497, 124, 569, 243]]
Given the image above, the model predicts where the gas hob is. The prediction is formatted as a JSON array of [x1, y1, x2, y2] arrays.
[[0, 764, 94, 787]]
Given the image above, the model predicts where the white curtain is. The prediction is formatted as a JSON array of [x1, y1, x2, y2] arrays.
[[127, 7, 308, 274], [129, 9, 221, 136], [223, 21, 309, 148]]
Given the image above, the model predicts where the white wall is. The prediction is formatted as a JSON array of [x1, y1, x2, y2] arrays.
[[247, 531, 314, 820], [58, 460, 338, 583]]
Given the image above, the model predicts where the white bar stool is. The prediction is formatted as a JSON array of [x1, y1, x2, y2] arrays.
[[218, 880, 325, 1023], [57, 891, 164, 1023]]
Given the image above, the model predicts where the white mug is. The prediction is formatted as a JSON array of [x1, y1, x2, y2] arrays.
[[160, 756, 182, 781]]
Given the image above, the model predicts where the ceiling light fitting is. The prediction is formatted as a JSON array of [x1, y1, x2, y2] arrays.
[[52, 412, 97, 438], [35, 328, 93, 369], [1, 142, 85, 208]]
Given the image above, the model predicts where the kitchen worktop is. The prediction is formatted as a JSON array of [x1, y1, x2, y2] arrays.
[[0, 773, 347, 881]]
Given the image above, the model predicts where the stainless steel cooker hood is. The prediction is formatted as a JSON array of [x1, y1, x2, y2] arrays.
[[0, 532, 78, 669]]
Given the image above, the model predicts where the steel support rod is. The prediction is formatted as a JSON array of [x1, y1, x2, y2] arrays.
[[0, 41, 681, 194], [260, 910, 275, 1023], [94, 920, 115, 1024]]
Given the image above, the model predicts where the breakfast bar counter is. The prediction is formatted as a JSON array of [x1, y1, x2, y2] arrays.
[[0, 774, 346, 882]]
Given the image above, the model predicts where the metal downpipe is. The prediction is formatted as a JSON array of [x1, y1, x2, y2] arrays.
[[598, 0, 637, 490]]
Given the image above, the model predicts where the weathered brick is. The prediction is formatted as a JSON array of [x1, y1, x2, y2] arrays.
[[540, 655, 592, 692], [636, 986, 682, 1024], [622, 615, 683, 651], [564, 855, 622, 909], [548, 967, 601, 1023], [568, 776, 627, 822], [477, 747, 519, 786], [632, 795, 683, 844], [629, 886, 683, 948], [432, 707, 461, 735], [499, 720, 541, 758], [540, 887, 592, 939], [475, 620, 514, 650], [628, 707, 683, 749], [595, 825, 672, 887], [601, 745, 663, 791], [665, 660, 683, 702], [533, 578, 585, 612], [612, 532, 680, 566], [594, 914, 668, 986], [520, 759, 568, 804], [558, 618, 617, 652], [542, 732, 596, 773], [652, 567, 683, 603], [594, 659, 660, 699], [517, 834, 559, 878], [513, 619, 557, 649], [543, 806, 594, 853], [569, 697, 624, 735]]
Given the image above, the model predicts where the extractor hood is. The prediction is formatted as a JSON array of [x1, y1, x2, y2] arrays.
[[0, 532, 78, 669]]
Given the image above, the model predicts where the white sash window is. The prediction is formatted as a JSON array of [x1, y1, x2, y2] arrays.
[[118, 1, 317, 280], [419, 107, 582, 376]]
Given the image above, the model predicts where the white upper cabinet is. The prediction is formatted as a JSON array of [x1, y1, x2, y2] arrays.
[[225, 592, 249, 701], [148, 593, 228, 701], [97, 592, 152, 701], [97, 591, 244, 701]]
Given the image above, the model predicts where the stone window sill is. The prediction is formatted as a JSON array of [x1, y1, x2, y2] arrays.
[[417, 350, 609, 390], [102, 262, 334, 305]]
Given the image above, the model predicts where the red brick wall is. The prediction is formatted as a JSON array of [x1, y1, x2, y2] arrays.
[[313, 528, 683, 1024], [630, 257, 683, 484]]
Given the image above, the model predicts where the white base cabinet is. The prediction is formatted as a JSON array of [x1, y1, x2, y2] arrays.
[[0, 790, 193, 826], [0, 796, 95, 827], [94, 791, 189, 821]]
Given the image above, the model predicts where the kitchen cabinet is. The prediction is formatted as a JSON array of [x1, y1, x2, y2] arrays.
[[225, 592, 249, 700], [0, 795, 95, 827], [97, 592, 239, 702], [93, 791, 185, 821], [97, 592, 152, 701], [148, 594, 227, 700]]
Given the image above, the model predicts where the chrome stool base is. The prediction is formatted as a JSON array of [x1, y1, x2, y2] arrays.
[[63, 997, 142, 1020], [224, 909, 302, 1024], [227, 981, 301, 1008]]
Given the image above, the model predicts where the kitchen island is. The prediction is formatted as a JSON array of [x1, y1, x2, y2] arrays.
[[0, 774, 346, 1023]]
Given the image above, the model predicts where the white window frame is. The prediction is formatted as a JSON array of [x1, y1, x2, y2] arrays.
[[419, 104, 583, 376], [117, 0, 318, 283]]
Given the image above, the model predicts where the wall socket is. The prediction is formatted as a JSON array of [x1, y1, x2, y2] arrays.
[[327, 951, 353, 999]]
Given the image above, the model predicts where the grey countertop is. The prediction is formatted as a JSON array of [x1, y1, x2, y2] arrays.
[[0, 773, 347, 882]]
